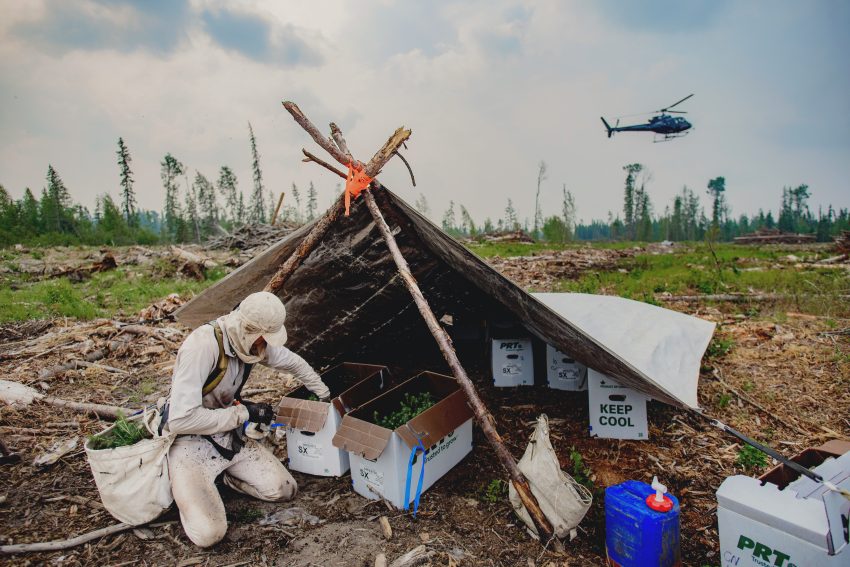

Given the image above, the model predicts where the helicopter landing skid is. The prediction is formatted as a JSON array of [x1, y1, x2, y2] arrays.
[[653, 131, 690, 143]]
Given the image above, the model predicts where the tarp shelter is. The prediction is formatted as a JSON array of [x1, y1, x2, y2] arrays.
[[176, 188, 712, 410]]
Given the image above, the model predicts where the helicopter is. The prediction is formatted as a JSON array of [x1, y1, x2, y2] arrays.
[[601, 94, 693, 142]]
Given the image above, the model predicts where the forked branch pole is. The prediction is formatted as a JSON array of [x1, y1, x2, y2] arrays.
[[263, 103, 411, 296], [269, 101, 556, 544]]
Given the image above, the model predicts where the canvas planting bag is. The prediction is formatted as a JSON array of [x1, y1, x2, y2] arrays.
[[85, 406, 175, 525], [509, 414, 592, 539]]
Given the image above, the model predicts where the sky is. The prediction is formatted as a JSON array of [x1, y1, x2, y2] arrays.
[[1, 0, 848, 226]]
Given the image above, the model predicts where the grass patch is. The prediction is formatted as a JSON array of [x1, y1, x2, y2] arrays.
[[0, 267, 225, 322], [706, 337, 734, 359]]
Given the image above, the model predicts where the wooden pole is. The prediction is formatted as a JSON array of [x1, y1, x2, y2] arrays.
[[263, 102, 411, 296], [271, 192, 286, 225], [362, 190, 558, 544], [272, 103, 557, 544]]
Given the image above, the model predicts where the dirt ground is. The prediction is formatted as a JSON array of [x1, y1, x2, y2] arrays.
[[1, 248, 848, 566]]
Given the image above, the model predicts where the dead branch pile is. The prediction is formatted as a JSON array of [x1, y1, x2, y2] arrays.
[[205, 223, 300, 251], [137, 293, 185, 322], [834, 230, 850, 256], [486, 247, 636, 291], [734, 228, 816, 245], [477, 230, 535, 243]]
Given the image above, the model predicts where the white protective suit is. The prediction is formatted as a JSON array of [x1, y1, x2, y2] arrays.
[[166, 314, 329, 548]]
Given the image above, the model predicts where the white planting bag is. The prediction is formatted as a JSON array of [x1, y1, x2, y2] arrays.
[[85, 407, 175, 525], [509, 414, 592, 539]]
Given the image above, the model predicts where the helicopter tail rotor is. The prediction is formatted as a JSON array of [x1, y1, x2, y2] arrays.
[[600, 117, 615, 138]]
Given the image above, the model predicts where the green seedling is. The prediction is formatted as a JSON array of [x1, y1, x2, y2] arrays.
[[373, 392, 435, 430], [717, 393, 732, 408], [483, 479, 508, 504], [706, 337, 734, 358], [569, 447, 593, 489], [88, 412, 148, 450], [736, 445, 768, 472]]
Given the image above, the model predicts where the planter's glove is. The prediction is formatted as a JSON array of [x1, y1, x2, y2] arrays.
[[318, 395, 331, 403], [242, 401, 274, 425]]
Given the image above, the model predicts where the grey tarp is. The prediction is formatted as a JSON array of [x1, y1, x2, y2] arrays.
[[176, 188, 702, 409]]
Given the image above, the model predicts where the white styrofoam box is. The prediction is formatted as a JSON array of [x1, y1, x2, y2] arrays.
[[717, 451, 850, 567], [587, 369, 649, 440], [546, 344, 588, 391], [285, 404, 348, 477], [349, 419, 473, 509], [491, 339, 534, 387]]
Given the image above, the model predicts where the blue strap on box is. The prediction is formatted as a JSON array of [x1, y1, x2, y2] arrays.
[[404, 439, 427, 517]]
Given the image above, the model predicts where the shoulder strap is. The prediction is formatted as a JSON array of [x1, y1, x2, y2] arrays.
[[202, 321, 229, 396]]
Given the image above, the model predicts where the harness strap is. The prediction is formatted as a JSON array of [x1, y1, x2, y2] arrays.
[[202, 322, 229, 396], [202, 431, 243, 461]]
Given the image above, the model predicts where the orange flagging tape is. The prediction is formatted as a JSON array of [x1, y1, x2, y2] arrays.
[[344, 162, 372, 216]]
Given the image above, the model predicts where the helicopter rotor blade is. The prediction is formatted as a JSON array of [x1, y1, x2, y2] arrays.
[[660, 93, 694, 112], [666, 110, 688, 114]]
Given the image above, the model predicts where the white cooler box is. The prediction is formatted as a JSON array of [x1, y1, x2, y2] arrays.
[[717, 441, 850, 567], [491, 338, 534, 387], [276, 363, 390, 477], [333, 371, 474, 509], [546, 344, 587, 391]]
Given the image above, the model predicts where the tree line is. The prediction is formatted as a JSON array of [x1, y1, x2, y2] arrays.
[[0, 123, 323, 247], [431, 161, 849, 243], [2, 149, 848, 247]]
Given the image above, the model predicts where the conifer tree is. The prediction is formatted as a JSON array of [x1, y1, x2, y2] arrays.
[[442, 200, 457, 232], [459, 205, 476, 236], [160, 153, 185, 241], [706, 176, 726, 228], [194, 171, 217, 238], [42, 165, 72, 233], [534, 161, 547, 239], [184, 178, 201, 242], [266, 189, 276, 223], [414, 193, 431, 218], [306, 182, 318, 220], [504, 199, 518, 230], [561, 185, 576, 242], [20, 188, 40, 236], [622, 164, 642, 239], [117, 138, 137, 226], [217, 166, 239, 224], [247, 122, 266, 223], [291, 183, 302, 221]]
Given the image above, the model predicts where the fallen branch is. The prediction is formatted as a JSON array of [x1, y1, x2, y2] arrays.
[[0, 522, 131, 554], [388, 545, 435, 567]]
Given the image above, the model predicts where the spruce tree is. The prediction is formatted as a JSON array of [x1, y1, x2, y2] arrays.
[[160, 153, 185, 241], [306, 182, 318, 221], [291, 183, 302, 222], [247, 122, 266, 223], [117, 138, 137, 227], [706, 176, 726, 228], [20, 188, 40, 236], [194, 171, 217, 238], [504, 199, 518, 230], [184, 178, 201, 242], [414, 193, 431, 217], [561, 186, 576, 242], [534, 161, 547, 239], [442, 200, 457, 232], [43, 165, 72, 233], [217, 166, 239, 224], [622, 164, 642, 240]]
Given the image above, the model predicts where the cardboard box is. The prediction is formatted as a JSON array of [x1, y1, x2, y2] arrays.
[[276, 363, 390, 477], [491, 338, 534, 387], [332, 371, 474, 509], [587, 369, 649, 440], [545, 344, 588, 391], [717, 443, 850, 566]]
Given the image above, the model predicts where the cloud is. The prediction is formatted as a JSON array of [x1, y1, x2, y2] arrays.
[[200, 7, 323, 67], [12, 0, 190, 55], [593, 0, 729, 33]]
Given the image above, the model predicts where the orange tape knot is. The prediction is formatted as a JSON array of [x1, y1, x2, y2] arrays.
[[344, 162, 372, 216]]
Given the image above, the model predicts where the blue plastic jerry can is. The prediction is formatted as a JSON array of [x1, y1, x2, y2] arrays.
[[605, 477, 681, 567]]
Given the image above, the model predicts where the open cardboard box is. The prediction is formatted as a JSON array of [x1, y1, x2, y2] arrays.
[[276, 362, 390, 477], [332, 371, 474, 509]]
